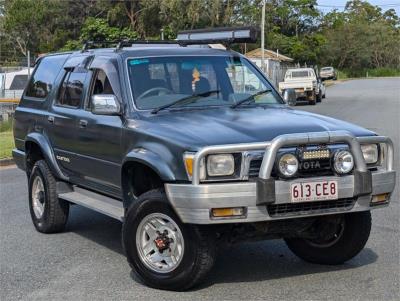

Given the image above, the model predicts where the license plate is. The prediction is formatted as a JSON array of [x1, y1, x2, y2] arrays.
[[291, 180, 338, 202]]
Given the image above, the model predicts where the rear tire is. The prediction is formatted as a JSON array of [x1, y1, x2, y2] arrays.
[[285, 212, 371, 265], [309, 92, 317, 105], [122, 189, 216, 291], [28, 160, 69, 233]]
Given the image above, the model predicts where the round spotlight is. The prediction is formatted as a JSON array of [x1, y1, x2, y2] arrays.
[[278, 153, 299, 177], [333, 150, 354, 174]]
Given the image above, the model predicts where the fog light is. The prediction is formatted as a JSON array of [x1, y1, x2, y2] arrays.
[[333, 150, 354, 174], [211, 207, 245, 218]]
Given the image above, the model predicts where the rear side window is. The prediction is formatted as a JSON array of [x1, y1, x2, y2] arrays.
[[25, 54, 69, 99], [56, 69, 87, 108]]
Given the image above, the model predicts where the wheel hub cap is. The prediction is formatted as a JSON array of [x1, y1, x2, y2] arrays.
[[136, 213, 184, 273], [32, 176, 45, 219]]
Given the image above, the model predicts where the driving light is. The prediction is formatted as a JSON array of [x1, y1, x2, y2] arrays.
[[183, 153, 206, 180], [207, 154, 235, 176], [361, 144, 379, 164], [278, 153, 299, 177], [333, 150, 354, 174], [177, 26, 258, 45]]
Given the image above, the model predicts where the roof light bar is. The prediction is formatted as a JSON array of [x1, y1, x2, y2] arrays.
[[177, 26, 259, 45]]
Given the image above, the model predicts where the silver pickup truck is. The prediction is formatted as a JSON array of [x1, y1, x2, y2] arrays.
[[279, 68, 319, 105]]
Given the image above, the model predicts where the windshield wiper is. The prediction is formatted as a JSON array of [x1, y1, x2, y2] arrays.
[[230, 89, 272, 109], [151, 90, 220, 114]]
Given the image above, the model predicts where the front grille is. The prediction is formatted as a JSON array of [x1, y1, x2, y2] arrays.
[[267, 199, 356, 217], [248, 157, 334, 178]]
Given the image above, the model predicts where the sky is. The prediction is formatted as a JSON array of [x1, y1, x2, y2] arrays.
[[316, 0, 400, 15]]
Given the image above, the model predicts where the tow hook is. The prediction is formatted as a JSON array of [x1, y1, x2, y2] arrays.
[[154, 230, 173, 253]]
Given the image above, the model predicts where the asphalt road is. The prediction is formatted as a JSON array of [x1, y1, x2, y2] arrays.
[[1, 78, 399, 300]]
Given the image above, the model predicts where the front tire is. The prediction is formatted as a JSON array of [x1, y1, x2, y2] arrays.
[[122, 189, 216, 291], [28, 160, 69, 233], [285, 212, 371, 265]]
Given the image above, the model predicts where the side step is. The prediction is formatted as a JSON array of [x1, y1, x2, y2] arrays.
[[58, 186, 124, 221]]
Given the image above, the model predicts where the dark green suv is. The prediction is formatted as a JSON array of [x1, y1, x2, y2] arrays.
[[13, 28, 396, 290]]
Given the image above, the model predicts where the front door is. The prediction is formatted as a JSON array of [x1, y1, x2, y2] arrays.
[[71, 63, 124, 197]]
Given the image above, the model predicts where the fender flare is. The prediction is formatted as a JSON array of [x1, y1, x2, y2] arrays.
[[122, 148, 176, 182], [25, 132, 69, 181], [121, 148, 176, 208]]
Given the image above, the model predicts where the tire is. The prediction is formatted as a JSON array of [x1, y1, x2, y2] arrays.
[[309, 92, 317, 105], [28, 160, 69, 233], [285, 212, 371, 265], [317, 92, 322, 103], [122, 189, 216, 291]]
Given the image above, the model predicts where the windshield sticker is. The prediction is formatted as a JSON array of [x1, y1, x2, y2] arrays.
[[129, 59, 150, 65]]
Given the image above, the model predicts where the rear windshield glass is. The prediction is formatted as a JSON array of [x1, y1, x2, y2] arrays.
[[9, 75, 29, 90], [321, 67, 333, 71], [290, 70, 310, 78], [127, 56, 281, 110]]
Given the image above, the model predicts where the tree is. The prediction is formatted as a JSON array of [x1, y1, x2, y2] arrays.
[[62, 17, 137, 50]]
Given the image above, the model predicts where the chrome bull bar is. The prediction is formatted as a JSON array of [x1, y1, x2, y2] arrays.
[[191, 131, 394, 185]]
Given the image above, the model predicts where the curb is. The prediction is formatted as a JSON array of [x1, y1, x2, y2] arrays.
[[0, 158, 15, 166]]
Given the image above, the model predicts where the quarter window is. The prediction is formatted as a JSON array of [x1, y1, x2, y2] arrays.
[[25, 54, 69, 99], [57, 69, 87, 108]]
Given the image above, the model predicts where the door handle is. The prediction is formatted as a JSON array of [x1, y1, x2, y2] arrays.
[[47, 116, 54, 124], [79, 119, 88, 128]]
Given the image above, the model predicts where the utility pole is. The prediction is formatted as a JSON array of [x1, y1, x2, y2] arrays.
[[261, 0, 266, 72], [27, 50, 31, 78]]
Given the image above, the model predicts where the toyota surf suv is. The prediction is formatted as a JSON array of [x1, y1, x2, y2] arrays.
[[12, 27, 396, 291]]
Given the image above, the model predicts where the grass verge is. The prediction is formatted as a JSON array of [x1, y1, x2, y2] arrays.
[[0, 120, 14, 159], [0, 130, 14, 159]]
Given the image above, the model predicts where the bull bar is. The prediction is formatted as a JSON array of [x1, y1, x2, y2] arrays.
[[165, 131, 396, 224]]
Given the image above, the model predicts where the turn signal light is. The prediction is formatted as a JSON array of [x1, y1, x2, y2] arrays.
[[371, 193, 390, 204], [211, 207, 245, 218]]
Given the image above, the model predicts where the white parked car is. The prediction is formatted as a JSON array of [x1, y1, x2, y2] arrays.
[[279, 68, 320, 105]]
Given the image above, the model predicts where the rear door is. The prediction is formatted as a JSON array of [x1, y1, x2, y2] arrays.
[[46, 56, 91, 176]]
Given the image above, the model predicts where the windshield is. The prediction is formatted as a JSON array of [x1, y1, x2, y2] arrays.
[[321, 67, 333, 71], [127, 56, 281, 110]]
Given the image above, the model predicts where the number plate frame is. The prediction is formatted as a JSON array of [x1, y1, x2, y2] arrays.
[[290, 180, 338, 202]]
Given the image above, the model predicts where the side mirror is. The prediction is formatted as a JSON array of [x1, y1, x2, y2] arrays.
[[282, 88, 296, 106], [91, 94, 121, 115]]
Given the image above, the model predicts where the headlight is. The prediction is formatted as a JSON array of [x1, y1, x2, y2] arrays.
[[278, 153, 298, 177], [207, 154, 235, 176], [361, 144, 378, 164], [333, 150, 354, 174]]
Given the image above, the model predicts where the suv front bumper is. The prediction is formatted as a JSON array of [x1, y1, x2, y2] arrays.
[[166, 170, 395, 224], [165, 131, 396, 224]]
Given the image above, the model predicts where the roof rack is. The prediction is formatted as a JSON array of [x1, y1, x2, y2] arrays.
[[80, 26, 259, 52], [81, 40, 179, 52]]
